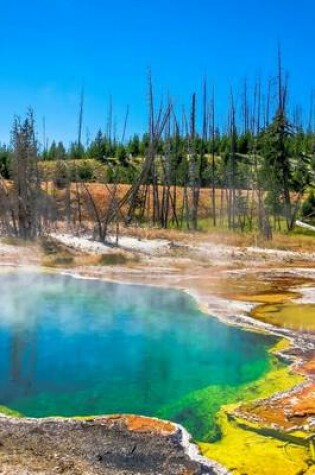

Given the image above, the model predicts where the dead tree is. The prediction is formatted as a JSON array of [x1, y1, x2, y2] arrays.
[[187, 93, 199, 230], [73, 87, 85, 233], [117, 73, 171, 225], [210, 87, 216, 226]]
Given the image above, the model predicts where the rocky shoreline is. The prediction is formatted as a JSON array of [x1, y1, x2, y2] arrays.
[[0, 415, 228, 475]]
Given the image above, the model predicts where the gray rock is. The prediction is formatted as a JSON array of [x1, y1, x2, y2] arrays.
[[0, 415, 225, 475]]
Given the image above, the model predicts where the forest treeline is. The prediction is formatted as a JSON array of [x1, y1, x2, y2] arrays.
[[1, 57, 315, 241]]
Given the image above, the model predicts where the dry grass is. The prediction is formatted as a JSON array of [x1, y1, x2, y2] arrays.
[[40, 236, 76, 267], [263, 232, 315, 252], [2, 178, 315, 253], [97, 253, 140, 266], [1, 236, 37, 247]]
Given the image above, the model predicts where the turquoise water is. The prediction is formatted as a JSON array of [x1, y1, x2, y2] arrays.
[[0, 271, 277, 440]]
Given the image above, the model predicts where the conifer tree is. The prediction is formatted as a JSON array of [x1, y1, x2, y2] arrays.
[[11, 110, 42, 239]]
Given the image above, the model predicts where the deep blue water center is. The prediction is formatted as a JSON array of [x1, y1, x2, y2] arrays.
[[0, 271, 277, 440]]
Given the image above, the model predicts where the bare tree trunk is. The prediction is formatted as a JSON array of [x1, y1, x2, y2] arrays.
[[211, 88, 216, 226]]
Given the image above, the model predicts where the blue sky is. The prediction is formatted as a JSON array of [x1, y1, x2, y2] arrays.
[[0, 0, 314, 147]]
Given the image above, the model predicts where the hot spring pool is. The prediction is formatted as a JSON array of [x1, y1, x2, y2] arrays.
[[0, 271, 278, 440]]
